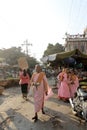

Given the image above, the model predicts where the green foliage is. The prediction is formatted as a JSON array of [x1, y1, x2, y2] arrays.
[[0, 47, 38, 68], [43, 43, 65, 56], [26, 56, 39, 68]]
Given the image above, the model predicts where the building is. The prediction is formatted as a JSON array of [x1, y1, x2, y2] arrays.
[[65, 27, 87, 54]]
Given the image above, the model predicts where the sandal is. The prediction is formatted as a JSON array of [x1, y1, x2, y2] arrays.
[[32, 116, 38, 122]]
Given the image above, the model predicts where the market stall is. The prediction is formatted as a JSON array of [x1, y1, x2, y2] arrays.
[[41, 49, 87, 69]]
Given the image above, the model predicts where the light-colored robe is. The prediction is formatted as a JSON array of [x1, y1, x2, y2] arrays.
[[70, 76, 79, 98], [30, 72, 48, 113], [58, 72, 71, 99]]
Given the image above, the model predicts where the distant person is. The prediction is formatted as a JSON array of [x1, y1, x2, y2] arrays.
[[30, 64, 49, 122], [19, 68, 23, 76], [19, 69, 30, 101], [69, 70, 79, 98], [57, 68, 71, 102]]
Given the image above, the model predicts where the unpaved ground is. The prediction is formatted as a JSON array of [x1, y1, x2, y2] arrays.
[[0, 78, 87, 130]]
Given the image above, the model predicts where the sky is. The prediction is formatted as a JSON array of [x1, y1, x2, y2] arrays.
[[0, 0, 87, 61]]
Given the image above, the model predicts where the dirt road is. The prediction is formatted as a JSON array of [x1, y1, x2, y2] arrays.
[[0, 79, 87, 130]]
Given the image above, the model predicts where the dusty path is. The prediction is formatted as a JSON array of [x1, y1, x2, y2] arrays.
[[0, 78, 87, 130]]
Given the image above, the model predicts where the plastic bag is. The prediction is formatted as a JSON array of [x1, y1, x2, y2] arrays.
[[28, 86, 34, 97], [45, 87, 54, 100]]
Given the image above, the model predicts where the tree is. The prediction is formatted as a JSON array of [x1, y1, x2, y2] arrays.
[[43, 43, 65, 56], [0, 47, 38, 68]]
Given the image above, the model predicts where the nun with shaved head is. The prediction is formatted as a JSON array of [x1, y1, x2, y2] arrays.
[[30, 64, 49, 122]]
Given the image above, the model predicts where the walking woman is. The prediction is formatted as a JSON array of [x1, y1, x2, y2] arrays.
[[69, 70, 79, 98], [19, 69, 30, 101], [57, 68, 71, 101], [30, 64, 48, 122]]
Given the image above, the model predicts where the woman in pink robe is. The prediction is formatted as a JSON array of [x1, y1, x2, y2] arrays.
[[30, 64, 48, 122], [57, 68, 71, 101], [57, 71, 62, 89], [69, 71, 79, 98]]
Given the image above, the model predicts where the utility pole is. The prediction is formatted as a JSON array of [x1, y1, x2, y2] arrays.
[[22, 39, 32, 55]]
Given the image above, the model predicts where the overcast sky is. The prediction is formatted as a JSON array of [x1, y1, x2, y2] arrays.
[[0, 0, 87, 61]]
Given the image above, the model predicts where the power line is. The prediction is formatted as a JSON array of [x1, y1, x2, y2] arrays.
[[66, 0, 73, 33], [67, 0, 85, 34], [76, 0, 87, 32], [73, 0, 83, 33]]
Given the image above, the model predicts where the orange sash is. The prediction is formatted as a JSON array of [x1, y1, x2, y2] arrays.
[[37, 72, 48, 92], [31, 72, 45, 83], [36, 72, 45, 84], [31, 72, 48, 92]]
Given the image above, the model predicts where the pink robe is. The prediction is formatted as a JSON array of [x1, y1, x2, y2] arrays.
[[58, 72, 70, 100], [32, 73, 48, 113], [70, 76, 79, 98], [57, 72, 62, 89]]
